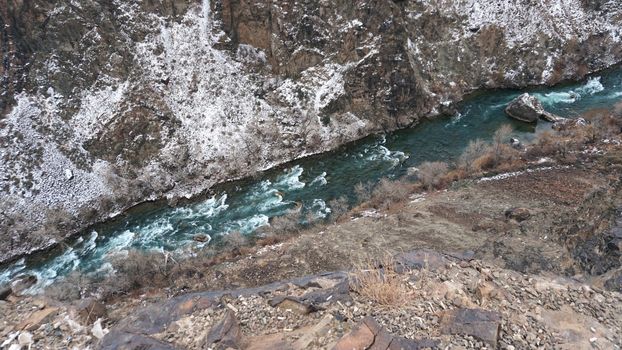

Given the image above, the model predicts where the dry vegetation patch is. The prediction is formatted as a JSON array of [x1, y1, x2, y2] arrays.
[[349, 254, 411, 306]]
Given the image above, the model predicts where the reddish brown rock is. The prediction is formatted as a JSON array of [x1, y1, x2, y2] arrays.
[[333, 317, 377, 350], [334, 317, 439, 350]]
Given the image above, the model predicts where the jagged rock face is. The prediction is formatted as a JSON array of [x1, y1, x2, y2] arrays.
[[216, 0, 622, 123], [0, 0, 621, 263]]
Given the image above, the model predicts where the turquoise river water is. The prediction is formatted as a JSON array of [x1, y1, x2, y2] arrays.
[[2, 68, 622, 293]]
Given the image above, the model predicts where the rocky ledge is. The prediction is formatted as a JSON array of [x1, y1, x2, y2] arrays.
[[1, 251, 620, 349]]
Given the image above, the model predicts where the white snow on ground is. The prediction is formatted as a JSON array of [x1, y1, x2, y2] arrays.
[[70, 82, 129, 139], [0, 94, 112, 220], [477, 166, 571, 183], [420, 0, 622, 48], [0, 0, 371, 242]]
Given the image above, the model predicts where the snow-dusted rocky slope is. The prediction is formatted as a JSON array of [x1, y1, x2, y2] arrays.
[[0, 0, 621, 263]]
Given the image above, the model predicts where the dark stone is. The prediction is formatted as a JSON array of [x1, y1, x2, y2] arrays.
[[99, 331, 180, 350], [202, 310, 242, 349], [606, 237, 622, 252], [298, 279, 352, 305], [446, 250, 476, 261], [193, 234, 211, 243], [388, 337, 441, 350], [604, 270, 622, 292], [0, 286, 11, 300], [505, 207, 531, 222], [440, 308, 501, 347], [104, 272, 347, 338]]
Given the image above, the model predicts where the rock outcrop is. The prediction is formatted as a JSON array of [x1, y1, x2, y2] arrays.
[[1, 0, 622, 262], [505, 93, 564, 123]]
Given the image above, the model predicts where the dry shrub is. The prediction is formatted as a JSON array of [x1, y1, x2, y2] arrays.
[[526, 131, 559, 159], [45, 271, 92, 301], [369, 178, 412, 209], [526, 130, 583, 163], [328, 196, 349, 222], [490, 125, 519, 167], [256, 233, 284, 247], [349, 254, 409, 306], [268, 211, 301, 235], [109, 250, 174, 293], [221, 231, 248, 249], [418, 161, 449, 190], [491, 144, 520, 167], [472, 153, 496, 171], [559, 123, 596, 146], [354, 182, 373, 203], [442, 168, 469, 183], [593, 114, 622, 137], [457, 125, 521, 174], [458, 139, 489, 172]]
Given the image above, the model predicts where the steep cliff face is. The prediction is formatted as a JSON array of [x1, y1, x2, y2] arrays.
[[1, 0, 621, 263]]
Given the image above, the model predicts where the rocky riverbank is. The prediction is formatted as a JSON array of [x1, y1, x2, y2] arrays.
[[2, 0, 622, 264]]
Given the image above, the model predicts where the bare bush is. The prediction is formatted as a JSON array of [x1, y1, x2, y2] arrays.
[[328, 196, 349, 222], [526, 131, 559, 159], [354, 182, 373, 203], [221, 231, 248, 249], [369, 178, 412, 209], [493, 124, 513, 148], [593, 113, 622, 138], [350, 254, 409, 306], [418, 161, 449, 190], [458, 139, 489, 172], [491, 124, 518, 167], [107, 250, 174, 294], [45, 271, 91, 301], [267, 211, 301, 235]]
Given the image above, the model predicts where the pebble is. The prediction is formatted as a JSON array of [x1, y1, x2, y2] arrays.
[[18, 332, 33, 346]]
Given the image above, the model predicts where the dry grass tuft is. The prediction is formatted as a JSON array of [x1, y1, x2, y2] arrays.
[[349, 254, 410, 306]]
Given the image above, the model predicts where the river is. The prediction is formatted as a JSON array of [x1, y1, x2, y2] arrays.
[[1, 68, 621, 293]]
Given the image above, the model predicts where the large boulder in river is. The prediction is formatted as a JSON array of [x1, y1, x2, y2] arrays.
[[10, 275, 37, 295], [505, 93, 564, 123]]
